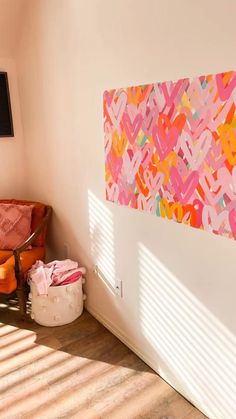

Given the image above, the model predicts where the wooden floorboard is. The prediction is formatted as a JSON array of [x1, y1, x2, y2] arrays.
[[0, 298, 207, 419]]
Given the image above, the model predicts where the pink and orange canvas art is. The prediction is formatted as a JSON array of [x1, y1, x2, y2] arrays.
[[104, 70, 236, 240]]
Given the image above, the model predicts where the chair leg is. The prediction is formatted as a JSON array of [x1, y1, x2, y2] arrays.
[[17, 286, 27, 319]]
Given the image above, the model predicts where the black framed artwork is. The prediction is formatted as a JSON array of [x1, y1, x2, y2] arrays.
[[0, 72, 14, 137]]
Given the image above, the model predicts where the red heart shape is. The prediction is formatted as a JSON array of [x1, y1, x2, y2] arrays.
[[152, 113, 186, 161]]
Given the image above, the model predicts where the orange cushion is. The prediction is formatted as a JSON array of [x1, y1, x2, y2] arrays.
[[0, 250, 13, 264], [0, 200, 47, 247], [0, 247, 45, 294]]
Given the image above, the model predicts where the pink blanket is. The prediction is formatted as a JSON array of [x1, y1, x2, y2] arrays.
[[28, 259, 86, 295]]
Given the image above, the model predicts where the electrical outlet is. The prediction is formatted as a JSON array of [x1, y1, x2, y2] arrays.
[[93, 265, 123, 297]]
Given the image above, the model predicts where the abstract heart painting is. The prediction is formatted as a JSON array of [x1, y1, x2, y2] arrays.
[[104, 70, 236, 240]]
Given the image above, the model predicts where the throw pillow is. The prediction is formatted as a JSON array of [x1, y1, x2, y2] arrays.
[[0, 203, 33, 250]]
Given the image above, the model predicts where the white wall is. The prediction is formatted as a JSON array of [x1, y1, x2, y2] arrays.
[[0, 57, 26, 198], [0, 0, 27, 198], [16, 1, 236, 418], [0, 0, 26, 58]]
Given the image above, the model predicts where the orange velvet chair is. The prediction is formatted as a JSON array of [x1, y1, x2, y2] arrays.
[[0, 199, 52, 317]]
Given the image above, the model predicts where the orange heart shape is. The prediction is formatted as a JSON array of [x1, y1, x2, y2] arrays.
[[127, 87, 142, 105], [219, 124, 236, 165], [105, 166, 111, 182], [136, 167, 149, 197], [112, 130, 128, 157], [159, 198, 183, 222], [151, 151, 177, 184]]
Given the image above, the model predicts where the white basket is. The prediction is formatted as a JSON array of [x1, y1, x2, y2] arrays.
[[29, 278, 85, 327]]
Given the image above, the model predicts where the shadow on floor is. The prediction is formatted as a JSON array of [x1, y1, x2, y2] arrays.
[[0, 294, 152, 372], [0, 295, 206, 419]]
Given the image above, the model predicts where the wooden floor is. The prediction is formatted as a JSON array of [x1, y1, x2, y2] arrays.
[[0, 298, 207, 419]]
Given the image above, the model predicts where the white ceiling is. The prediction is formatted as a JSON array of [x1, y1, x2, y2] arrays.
[[0, 0, 26, 57]]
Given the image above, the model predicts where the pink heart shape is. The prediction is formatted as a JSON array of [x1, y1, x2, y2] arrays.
[[202, 206, 229, 236], [106, 183, 119, 202], [153, 125, 179, 161], [216, 71, 236, 101], [206, 140, 226, 171], [180, 130, 212, 170], [104, 121, 112, 157], [200, 167, 228, 206], [232, 167, 236, 192], [176, 156, 188, 178], [161, 189, 173, 201], [118, 179, 136, 206], [142, 106, 159, 137], [137, 194, 156, 213], [208, 98, 233, 132], [161, 79, 189, 108], [143, 169, 164, 196], [106, 91, 127, 131], [107, 151, 123, 183], [151, 84, 165, 112], [123, 149, 142, 184], [103, 90, 115, 107], [183, 107, 211, 140], [223, 167, 236, 209], [229, 209, 236, 239], [122, 112, 143, 145], [170, 167, 199, 204], [186, 78, 208, 109], [127, 102, 147, 121], [141, 143, 154, 170]]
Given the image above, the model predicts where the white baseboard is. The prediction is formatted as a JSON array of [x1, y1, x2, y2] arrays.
[[86, 303, 207, 419], [86, 303, 158, 372]]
